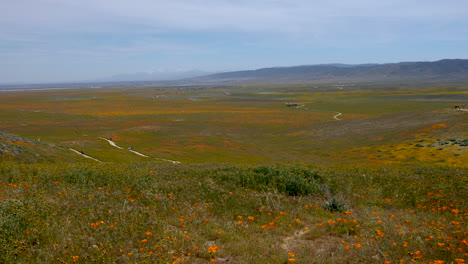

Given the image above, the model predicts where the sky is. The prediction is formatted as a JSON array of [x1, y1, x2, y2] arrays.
[[1, 0, 468, 83]]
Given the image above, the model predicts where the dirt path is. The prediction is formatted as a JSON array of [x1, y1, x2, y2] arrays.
[[99, 137, 180, 164], [281, 227, 310, 251], [303, 107, 343, 121], [69, 148, 102, 163], [333, 112, 342, 120], [128, 149, 150, 157], [99, 137, 123, 149]]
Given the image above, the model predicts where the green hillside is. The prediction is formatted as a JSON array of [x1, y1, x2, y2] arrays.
[[0, 85, 467, 263]]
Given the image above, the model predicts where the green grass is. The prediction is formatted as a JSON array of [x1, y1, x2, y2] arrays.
[[1, 86, 466, 165], [0, 85, 467, 263], [0, 162, 466, 263]]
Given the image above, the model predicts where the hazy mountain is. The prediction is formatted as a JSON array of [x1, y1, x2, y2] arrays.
[[98, 69, 211, 82], [190, 59, 468, 84]]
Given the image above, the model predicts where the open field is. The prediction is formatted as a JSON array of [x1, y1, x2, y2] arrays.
[[0, 163, 467, 263], [0, 86, 467, 166], [0, 85, 467, 263]]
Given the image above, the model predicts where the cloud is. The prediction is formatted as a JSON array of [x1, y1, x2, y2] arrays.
[[1, 0, 468, 83], [3, 0, 467, 34]]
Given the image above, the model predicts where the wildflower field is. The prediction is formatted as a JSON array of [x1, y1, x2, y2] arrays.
[[0, 85, 467, 263]]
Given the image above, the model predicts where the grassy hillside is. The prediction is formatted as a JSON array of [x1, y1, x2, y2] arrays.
[[0, 162, 466, 263], [0, 85, 467, 263]]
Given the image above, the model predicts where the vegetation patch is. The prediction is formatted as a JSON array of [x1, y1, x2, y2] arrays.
[[214, 164, 325, 196], [0, 85, 467, 263]]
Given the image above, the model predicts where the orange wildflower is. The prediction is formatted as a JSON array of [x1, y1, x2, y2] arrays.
[[375, 229, 384, 237], [344, 211, 352, 215], [72, 256, 79, 262], [146, 231, 153, 236], [269, 222, 276, 229], [288, 258, 295, 262], [207, 246, 219, 253]]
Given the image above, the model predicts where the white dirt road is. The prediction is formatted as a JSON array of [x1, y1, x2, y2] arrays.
[[333, 112, 342, 120], [99, 137, 180, 164], [304, 107, 343, 121], [69, 148, 102, 162]]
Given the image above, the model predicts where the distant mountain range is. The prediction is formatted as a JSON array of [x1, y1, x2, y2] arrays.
[[187, 59, 468, 84], [2, 59, 468, 89], [97, 69, 211, 82]]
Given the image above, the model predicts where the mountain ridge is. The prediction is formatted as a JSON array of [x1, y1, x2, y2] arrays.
[[189, 59, 468, 84]]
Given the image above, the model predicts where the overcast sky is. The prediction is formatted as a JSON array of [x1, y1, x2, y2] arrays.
[[1, 0, 468, 83]]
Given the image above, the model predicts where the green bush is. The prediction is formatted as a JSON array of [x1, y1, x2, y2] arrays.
[[322, 197, 348, 212], [238, 165, 325, 196]]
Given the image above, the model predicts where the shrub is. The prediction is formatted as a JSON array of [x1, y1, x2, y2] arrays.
[[237, 165, 325, 196], [322, 197, 348, 212]]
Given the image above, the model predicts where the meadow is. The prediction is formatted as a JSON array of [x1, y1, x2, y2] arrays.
[[0, 85, 466, 165], [0, 84, 467, 263]]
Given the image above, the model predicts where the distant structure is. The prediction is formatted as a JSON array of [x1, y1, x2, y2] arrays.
[[285, 102, 304, 108]]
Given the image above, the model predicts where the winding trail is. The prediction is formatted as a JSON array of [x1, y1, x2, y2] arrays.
[[303, 107, 343, 121], [128, 149, 150, 157], [69, 148, 102, 163], [99, 137, 180, 164], [333, 112, 342, 120], [99, 137, 124, 149]]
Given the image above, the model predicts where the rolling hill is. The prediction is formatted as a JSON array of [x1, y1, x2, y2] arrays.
[[190, 59, 468, 84]]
